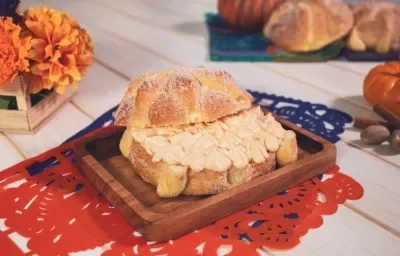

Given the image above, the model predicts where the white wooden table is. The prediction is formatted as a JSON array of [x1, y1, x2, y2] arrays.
[[1, 0, 400, 255]]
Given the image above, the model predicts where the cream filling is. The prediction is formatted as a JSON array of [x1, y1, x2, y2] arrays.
[[124, 106, 289, 173]]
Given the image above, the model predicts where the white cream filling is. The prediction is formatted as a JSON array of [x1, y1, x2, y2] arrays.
[[126, 106, 288, 172]]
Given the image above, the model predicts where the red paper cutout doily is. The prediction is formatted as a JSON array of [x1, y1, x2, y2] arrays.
[[0, 126, 364, 255]]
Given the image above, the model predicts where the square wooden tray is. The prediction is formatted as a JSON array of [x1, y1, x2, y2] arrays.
[[74, 112, 336, 242]]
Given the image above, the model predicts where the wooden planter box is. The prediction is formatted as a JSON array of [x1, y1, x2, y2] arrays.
[[0, 75, 77, 133]]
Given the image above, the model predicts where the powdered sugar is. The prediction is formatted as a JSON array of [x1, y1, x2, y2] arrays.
[[168, 67, 198, 93], [115, 66, 253, 128]]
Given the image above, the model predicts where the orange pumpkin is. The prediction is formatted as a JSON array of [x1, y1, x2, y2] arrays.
[[218, 0, 284, 31], [363, 61, 400, 116]]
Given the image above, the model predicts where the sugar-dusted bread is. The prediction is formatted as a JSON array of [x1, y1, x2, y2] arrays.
[[346, 2, 400, 53], [115, 67, 299, 198], [114, 66, 254, 128], [263, 0, 354, 52]]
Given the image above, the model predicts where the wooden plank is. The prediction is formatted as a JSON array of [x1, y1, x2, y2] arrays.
[[333, 140, 400, 236], [0, 110, 29, 132], [71, 63, 129, 118], [330, 62, 383, 75], [97, 0, 206, 36], [0, 76, 31, 132], [0, 133, 25, 171], [272, 206, 400, 256], [258, 63, 370, 108], [0, 76, 24, 97], [15, 76, 30, 111]]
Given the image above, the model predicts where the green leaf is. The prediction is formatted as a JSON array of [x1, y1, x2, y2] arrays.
[[0, 97, 11, 109]]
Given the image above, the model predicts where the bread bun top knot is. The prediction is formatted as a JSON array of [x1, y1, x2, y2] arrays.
[[114, 66, 254, 128]]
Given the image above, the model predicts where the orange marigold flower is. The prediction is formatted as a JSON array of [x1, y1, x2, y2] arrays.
[[0, 16, 31, 88], [22, 6, 94, 94]]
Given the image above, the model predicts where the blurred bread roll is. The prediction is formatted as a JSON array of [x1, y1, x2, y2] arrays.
[[347, 2, 400, 53], [263, 0, 354, 52]]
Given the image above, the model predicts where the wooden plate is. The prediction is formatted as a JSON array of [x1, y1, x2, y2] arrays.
[[74, 113, 336, 242]]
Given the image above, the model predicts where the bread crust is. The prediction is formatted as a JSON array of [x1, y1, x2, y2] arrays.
[[263, 0, 354, 52], [114, 67, 254, 128], [128, 138, 276, 196]]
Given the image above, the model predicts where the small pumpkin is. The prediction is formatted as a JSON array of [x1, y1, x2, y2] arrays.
[[218, 0, 284, 31], [363, 61, 400, 116]]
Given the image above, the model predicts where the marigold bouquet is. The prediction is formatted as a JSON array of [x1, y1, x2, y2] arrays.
[[0, 1, 94, 108]]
